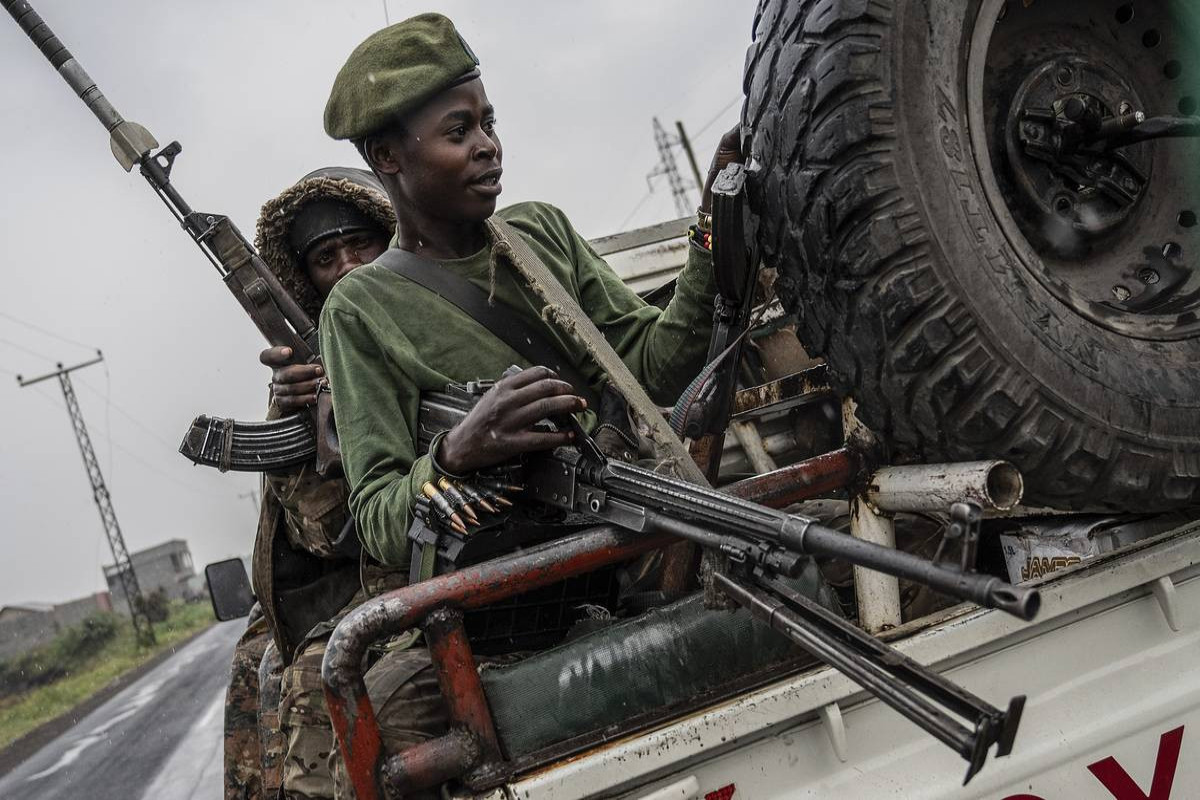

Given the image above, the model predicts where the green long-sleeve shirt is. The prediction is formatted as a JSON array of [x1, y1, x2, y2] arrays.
[[320, 201, 715, 566]]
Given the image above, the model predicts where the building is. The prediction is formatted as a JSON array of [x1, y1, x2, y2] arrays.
[[103, 539, 197, 611], [0, 592, 113, 662]]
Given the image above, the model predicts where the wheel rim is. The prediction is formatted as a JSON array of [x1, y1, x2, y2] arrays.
[[967, 0, 1200, 341]]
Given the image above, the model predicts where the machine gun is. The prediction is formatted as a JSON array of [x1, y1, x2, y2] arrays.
[[402, 378, 1038, 782], [3, 0, 338, 474]]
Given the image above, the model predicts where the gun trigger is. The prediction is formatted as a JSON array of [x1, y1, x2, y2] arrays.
[[553, 413, 606, 465]]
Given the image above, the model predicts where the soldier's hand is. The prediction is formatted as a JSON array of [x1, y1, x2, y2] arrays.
[[437, 366, 587, 474], [260, 345, 325, 412], [700, 125, 746, 213]]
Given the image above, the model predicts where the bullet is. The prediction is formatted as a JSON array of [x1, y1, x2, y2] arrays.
[[477, 477, 524, 495], [421, 481, 467, 532], [474, 483, 513, 508], [456, 481, 498, 515], [438, 477, 479, 526]]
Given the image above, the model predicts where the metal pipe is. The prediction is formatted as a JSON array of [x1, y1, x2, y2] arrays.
[[850, 498, 901, 633], [729, 420, 778, 474], [842, 397, 903, 632], [724, 447, 859, 508], [425, 609, 502, 763], [866, 461, 1024, 513], [383, 728, 481, 796]]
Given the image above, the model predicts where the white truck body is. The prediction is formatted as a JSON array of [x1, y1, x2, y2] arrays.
[[471, 520, 1200, 800]]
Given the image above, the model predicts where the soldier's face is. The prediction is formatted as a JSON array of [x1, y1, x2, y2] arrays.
[[303, 229, 389, 297], [392, 79, 503, 222]]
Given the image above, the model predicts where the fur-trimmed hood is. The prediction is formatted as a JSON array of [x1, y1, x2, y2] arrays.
[[254, 167, 395, 320]]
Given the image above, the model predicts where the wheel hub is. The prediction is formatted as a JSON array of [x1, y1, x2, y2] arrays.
[[1007, 57, 1150, 252], [968, 0, 1200, 340]]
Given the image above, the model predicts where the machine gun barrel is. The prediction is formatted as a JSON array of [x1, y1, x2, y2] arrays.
[[550, 452, 1040, 621]]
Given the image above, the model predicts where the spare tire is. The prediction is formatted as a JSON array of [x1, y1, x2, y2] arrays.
[[742, 0, 1200, 511]]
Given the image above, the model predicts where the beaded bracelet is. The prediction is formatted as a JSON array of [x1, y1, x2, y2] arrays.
[[688, 225, 713, 252]]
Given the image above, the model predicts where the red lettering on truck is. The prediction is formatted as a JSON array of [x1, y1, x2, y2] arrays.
[[1087, 726, 1184, 800], [1000, 725, 1184, 800]]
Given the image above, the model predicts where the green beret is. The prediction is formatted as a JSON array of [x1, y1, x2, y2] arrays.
[[324, 13, 481, 141]]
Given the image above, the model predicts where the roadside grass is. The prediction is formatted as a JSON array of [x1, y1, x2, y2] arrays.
[[0, 601, 215, 750]]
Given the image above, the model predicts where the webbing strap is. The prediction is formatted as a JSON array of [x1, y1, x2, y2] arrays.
[[486, 218, 709, 487], [375, 247, 599, 408], [418, 540, 437, 583]]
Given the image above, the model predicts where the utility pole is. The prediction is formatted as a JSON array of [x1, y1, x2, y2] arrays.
[[647, 117, 695, 217], [674, 120, 705, 196], [18, 352, 156, 645]]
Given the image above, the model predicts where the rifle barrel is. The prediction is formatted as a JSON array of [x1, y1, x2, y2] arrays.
[[787, 524, 1040, 621], [4, 0, 123, 131], [6, 0, 320, 356]]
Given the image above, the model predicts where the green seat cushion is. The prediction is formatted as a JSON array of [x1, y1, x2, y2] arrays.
[[480, 561, 837, 758]]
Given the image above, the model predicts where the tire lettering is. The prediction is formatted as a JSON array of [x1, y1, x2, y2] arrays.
[[935, 84, 957, 125], [939, 126, 963, 161]]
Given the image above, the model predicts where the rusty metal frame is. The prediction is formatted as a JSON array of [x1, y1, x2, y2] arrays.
[[725, 447, 860, 507], [322, 526, 674, 799]]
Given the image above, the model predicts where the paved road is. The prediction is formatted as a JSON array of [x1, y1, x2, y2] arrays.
[[0, 619, 242, 800]]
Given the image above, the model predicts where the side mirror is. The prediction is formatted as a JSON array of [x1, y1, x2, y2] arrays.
[[205, 558, 255, 621]]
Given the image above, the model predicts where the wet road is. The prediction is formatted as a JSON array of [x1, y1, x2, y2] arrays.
[[0, 619, 242, 800]]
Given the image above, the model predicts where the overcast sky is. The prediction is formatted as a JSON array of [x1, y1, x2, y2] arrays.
[[0, 1, 753, 608]]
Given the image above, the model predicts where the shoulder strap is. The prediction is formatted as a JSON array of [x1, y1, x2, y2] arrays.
[[374, 248, 598, 406], [486, 217, 708, 486]]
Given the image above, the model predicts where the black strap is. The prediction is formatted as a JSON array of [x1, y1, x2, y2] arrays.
[[374, 248, 599, 406]]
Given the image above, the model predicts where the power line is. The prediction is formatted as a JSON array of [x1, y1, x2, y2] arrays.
[[26, 382, 230, 500], [76, 377, 183, 454], [617, 189, 655, 231], [0, 336, 57, 363], [0, 310, 97, 354], [693, 95, 743, 138]]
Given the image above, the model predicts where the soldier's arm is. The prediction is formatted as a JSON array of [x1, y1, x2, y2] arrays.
[[318, 305, 435, 567], [566, 213, 718, 404], [259, 390, 352, 560]]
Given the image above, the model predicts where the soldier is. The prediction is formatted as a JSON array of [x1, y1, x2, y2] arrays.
[[313, 13, 743, 797], [223, 166, 394, 800]]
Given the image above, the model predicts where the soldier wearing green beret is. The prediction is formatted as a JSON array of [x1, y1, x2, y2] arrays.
[[313, 13, 743, 798]]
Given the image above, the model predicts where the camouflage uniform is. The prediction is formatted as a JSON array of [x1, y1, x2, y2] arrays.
[[223, 167, 398, 800], [258, 641, 286, 796], [224, 609, 271, 800]]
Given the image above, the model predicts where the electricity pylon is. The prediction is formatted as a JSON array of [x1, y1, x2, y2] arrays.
[[648, 116, 695, 217], [18, 352, 156, 645]]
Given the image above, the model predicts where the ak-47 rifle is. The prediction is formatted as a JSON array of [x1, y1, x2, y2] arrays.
[[408, 378, 1038, 782], [3, 0, 337, 474]]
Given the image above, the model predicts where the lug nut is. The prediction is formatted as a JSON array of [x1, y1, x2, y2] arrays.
[[1138, 269, 1160, 285], [1112, 285, 1132, 301]]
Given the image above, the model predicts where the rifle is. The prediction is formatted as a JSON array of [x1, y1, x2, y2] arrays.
[[3, 0, 337, 474], [411, 379, 1038, 782]]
